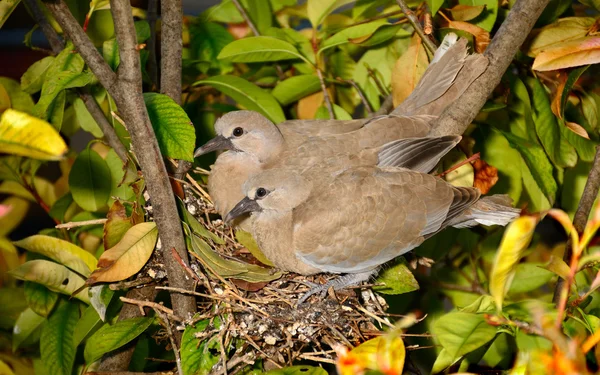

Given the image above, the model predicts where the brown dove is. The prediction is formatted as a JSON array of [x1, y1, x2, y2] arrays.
[[195, 35, 488, 227], [225, 165, 520, 301]]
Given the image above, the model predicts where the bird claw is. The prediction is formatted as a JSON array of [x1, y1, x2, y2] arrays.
[[297, 282, 330, 305]]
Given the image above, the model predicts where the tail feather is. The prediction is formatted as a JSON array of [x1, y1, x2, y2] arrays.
[[449, 194, 521, 228]]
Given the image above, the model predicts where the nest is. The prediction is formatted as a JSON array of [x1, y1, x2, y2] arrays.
[[134, 177, 401, 372]]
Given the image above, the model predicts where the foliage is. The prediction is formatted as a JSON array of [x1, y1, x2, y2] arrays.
[[0, 0, 600, 374]]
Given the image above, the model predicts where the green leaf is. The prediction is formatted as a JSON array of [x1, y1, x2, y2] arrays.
[[143, 93, 196, 161], [431, 348, 458, 374], [84, 316, 154, 364], [235, 229, 273, 266], [0, 287, 27, 330], [489, 216, 538, 311], [427, 0, 445, 15], [264, 366, 329, 374], [307, 0, 355, 28], [559, 65, 589, 118], [352, 24, 408, 47], [272, 75, 321, 105], [12, 308, 45, 352], [73, 305, 103, 346], [202, 0, 244, 23], [49, 193, 75, 222], [319, 20, 388, 53], [48, 90, 66, 131], [432, 311, 497, 361], [458, 0, 498, 31], [14, 233, 97, 277], [73, 97, 104, 137], [315, 104, 352, 120], [9, 260, 90, 303], [33, 71, 95, 120], [527, 77, 576, 168], [20, 56, 55, 94], [89, 284, 114, 322], [103, 39, 120, 70], [559, 120, 597, 162], [507, 263, 554, 295], [178, 198, 224, 244], [520, 158, 551, 212], [499, 130, 557, 206], [181, 317, 217, 375], [0, 77, 35, 114], [104, 149, 136, 204], [0, 0, 20, 28], [69, 147, 112, 212], [218, 36, 310, 64], [194, 75, 285, 123], [134, 20, 150, 42], [189, 21, 234, 72], [373, 258, 419, 295], [245, 0, 272, 34], [40, 301, 79, 375], [24, 281, 59, 317]]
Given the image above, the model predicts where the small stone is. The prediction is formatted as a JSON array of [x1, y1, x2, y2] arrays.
[[264, 335, 277, 345]]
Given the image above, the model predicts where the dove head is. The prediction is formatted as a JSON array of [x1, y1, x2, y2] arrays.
[[194, 111, 285, 164], [225, 169, 312, 222]]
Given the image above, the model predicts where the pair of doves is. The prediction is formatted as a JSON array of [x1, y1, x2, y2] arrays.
[[194, 34, 520, 301]]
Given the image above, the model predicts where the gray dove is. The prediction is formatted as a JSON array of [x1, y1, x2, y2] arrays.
[[195, 35, 488, 227], [225, 165, 520, 301]]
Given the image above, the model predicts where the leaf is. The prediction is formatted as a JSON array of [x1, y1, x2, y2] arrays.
[[315, 104, 353, 120], [189, 21, 235, 72], [525, 17, 596, 57], [48, 90, 66, 131], [69, 147, 112, 212], [337, 335, 405, 375], [178, 199, 224, 244], [0, 196, 29, 237], [194, 75, 285, 123], [235, 229, 273, 266], [89, 284, 114, 322], [40, 301, 79, 375], [218, 36, 310, 64], [432, 311, 497, 361], [351, 24, 408, 47], [103, 38, 119, 70], [104, 149, 136, 204], [392, 34, 429, 107], [319, 20, 388, 53], [533, 37, 600, 71], [472, 159, 498, 194], [144, 93, 196, 161], [489, 216, 539, 311], [507, 263, 554, 295], [307, 0, 355, 28], [33, 71, 95, 120], [443, 149, 475, 188], [9, 260, 90, 303], [449, 4, 486, 21], [0, 77, 35, 113], [49, 193, 75, 222], [0, 0, 20, 28], [527, 77, 577, 168], [181, 317, 217, 375], [458, 0, 498, 31], [272, 75, 321, 105], [265, 366, 329, 375], [73, 98, 103, 137], [12, 307, 45, 352], [87, 222, 158, 284], [84, 316, 154, 364], [431, 348, 459, 374], [73, 305, 103, 346], [0, 109, 67, 160], [373, 258, 419, 295], [14, 234, 97, 276], [104, 201, 132, 250], [20, 56, 55, 94], [24, 281, 59, 317], [447, 19, 490, 52], [499, 130, 557, 206], [427, 0, 445, 15]]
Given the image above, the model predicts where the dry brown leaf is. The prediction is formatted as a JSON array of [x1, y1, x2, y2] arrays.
[[447, 20, 490, 53], [566, 121, 590, 139], [87, 222, 158, 284], [473, 159, 499, 194], [550, 71, 569, 118], [103, 200, 132, 250], [391, 33, 429, 107], [449, 4, 486, 22], [297, 91, 324, 119], [533, 37, 600, 71], [525, 17, 596, 57]]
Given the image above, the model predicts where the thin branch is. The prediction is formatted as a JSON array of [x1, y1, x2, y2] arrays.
[[336, 77, 373, 114], [372, 94, 394, 117], [147, 0, 159, 89], [120, 296, 184, 322], [429, 0, 551, 137], [317, 68, 334, 119], [395, 0, 436, 54], [161, 0, 183, 104], [55, 218, 107, 229], [157, 311, 184, 375]]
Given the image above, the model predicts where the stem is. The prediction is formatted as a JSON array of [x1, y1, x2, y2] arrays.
[[160, 0, 183, 104], [317, 68, 334, 119], [395, 0, 437, 54]]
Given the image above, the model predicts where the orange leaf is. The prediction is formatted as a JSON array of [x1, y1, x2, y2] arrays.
[[449, 4, 486, 22], [297, 91, 324, 119], [391, 34, 429, 107], [565, 121, 590, 139], [447, 20, 490, 53], [473, 159, 498, 194], [533, 37, 600, 71], [525, 17, 596, 57]]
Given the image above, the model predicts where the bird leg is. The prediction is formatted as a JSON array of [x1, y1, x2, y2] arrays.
[[298, 269, 378, 305]]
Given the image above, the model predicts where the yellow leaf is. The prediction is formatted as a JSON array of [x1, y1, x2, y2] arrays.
[[525, 17, 596, 57], [565, 121, 590, 139], [392, 34, 429, 107], [443, 149, 475, 188], [8, 259, 90, 303], [0, 196, 29, 237], [13, 234, 98, 277], [533, 37, 600, 71], [0, 82, 10, 113], [0, 109, 67, 160], [0, 178, 56, 206], [489, 215, 539, 311], [337, 335, 405, 375], [87, 222, 158, 284], [0, 237, 20, 287], [449, 4, 486, 22]]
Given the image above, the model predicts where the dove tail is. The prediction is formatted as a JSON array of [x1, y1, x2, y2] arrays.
[[449, 194, 521, 228]]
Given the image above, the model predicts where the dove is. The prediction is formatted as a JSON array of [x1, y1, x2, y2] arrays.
[[195, 35, 489, 227], [225, 165, 520, 300]]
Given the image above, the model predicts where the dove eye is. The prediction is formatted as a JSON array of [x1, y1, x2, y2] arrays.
[[232, 127, 244, 137], [255, 188, 268, 199]]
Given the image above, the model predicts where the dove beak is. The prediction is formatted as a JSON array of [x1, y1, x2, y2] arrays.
[[224, 197, 262, 223], [194, 135, 235, 157]]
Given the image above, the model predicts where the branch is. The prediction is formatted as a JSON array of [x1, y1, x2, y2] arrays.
[[109, 0, 197, 328], [429, 0, 551, 136], [395, 0, 436, 54], [317, 68, 334, 119], [22, 0, 63, 52], [160, 0, 183, 104], [147, 0, 159, 89]]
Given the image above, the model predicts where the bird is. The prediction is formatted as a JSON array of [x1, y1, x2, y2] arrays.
[[194, 35, 489, 228], [224, 163, 520, 302]]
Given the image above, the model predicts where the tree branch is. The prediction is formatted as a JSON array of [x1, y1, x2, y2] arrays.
[[160, 0, 183, 104], [395, 0, 436, 54], [22, 0, 63, 52], [109, 0, 196, 328], [147, 0, 159, 89], [429, 0, 550, 136]]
